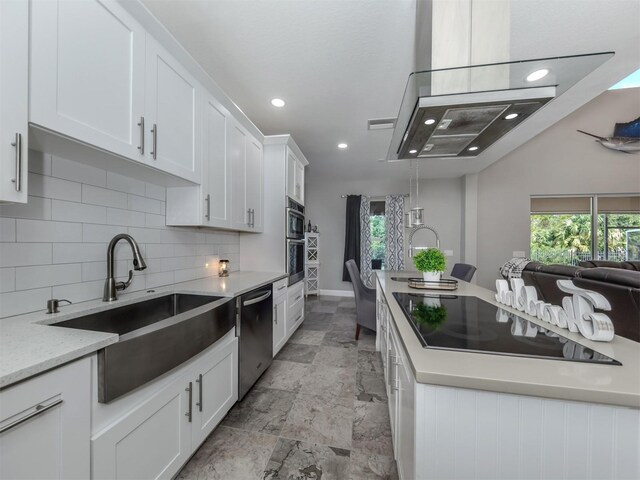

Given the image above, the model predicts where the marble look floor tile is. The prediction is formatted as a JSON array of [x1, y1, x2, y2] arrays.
[[357, 350, 383, 374], [322, 329, 357, 348], [300, 364, 356, 399], [300, 313, 332, 331], [177, 426, 277, 480], [356, 331, 377, 352], [319, 296, 343, 303], [221, 387, 296, 435], [348, 452, 398, 480], [288, 329, 327, 346], [309, 303, 339, 314], [313, 345, 358, 369], [263, 438, 350, 480], [355, 371, 387, 403], [336, 305, 357, 315], [352, 401, 393, 456], [256, 360, 310, 392], [281, 393, 355, 450], [275, 343, 318, 364]]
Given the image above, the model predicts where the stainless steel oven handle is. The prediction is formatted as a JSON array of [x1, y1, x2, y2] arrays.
[[286, 208, 304, 219], [287, 239, 305, 245], [243, 290, 271, 307]]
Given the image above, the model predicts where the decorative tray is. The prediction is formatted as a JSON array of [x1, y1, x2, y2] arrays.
[[407, 278, 458, 290]]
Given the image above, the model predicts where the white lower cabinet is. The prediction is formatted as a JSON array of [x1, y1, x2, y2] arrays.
[[273, 279, 288, 356], [92, 334, 238, 480], [0, 357, 91, 480], [287, 281, 305, 336]]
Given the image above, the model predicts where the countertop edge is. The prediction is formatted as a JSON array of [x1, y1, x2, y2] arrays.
[[0, 271, 287, 390]]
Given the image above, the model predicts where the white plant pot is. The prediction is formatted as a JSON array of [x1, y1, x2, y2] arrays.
[[422, 271, 441, 282]]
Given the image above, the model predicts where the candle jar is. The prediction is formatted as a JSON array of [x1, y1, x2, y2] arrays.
[[218, 259, 229, 277]]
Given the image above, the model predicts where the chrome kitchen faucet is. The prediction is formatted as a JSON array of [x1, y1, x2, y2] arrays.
[[103, 234, 147, 302]]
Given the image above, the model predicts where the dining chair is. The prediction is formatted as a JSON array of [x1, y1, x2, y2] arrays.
[[345, 259, 377, 339], [450, 263, 477, 282]]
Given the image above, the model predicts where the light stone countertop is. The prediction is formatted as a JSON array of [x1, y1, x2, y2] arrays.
[[0, 271, 287, 390], [376, 271, 640, 408]]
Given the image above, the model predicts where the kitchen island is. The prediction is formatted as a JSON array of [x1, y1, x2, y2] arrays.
[[375, 271, 639, 480]]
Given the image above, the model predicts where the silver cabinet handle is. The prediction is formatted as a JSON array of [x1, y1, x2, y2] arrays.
[[252, 209, 255, 227], [0, 398, 63, 434], [137, 117, 145, 154], [246, 208, 251, 226], [196, 374, 203, 412], [277, 284, 287, 291], [250, 209, 254, 227], [295, 313, 303, 323], [185, 381, 192, 422], [10, 133, 22, 192], [274, 305, 278, 325], [150, 124, 157, 160], [205, 194, 211, 221], [243, 290, 271, 307]]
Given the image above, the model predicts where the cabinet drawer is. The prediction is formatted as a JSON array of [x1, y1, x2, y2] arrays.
[[287, 298, 304, 332], [273, 278, 288, 299], [0, 357, 91, 480], [287, 282, 304, 306]]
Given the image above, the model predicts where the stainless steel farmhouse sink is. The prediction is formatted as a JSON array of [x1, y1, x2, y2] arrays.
[[53, 293, 235, 403]]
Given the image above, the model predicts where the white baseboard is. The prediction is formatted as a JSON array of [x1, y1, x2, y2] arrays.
[[319, 289, 354, 298]]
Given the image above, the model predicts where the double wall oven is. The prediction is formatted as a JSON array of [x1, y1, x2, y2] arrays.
[[286, 198, 305, 286]]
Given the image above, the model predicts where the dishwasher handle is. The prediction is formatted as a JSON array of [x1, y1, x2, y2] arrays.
[[242, 290, 271, 307]]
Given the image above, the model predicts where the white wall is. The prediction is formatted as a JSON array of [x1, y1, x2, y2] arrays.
[[305, 173, 463, 292], [0, 152, 239, 318], [475, 88, 640, 288]]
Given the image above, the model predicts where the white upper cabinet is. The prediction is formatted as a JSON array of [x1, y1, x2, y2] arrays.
[[0, 0, 29, 203], [229, 122, 248, 230], [30, 0, 146, 163], [202, 97, 231, 228], [245, 137, 264, 231], [144, 36, 201, 183], [286, 147, 305, 206]]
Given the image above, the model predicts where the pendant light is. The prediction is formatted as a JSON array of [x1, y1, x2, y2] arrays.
[[409, 160, 424, 226]]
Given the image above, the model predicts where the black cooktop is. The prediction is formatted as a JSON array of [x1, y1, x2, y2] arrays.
[[392, 293, 621, 365]]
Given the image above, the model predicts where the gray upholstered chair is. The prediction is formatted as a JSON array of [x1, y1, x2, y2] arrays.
[[450, 263, 477, 282], [345, 259, 377, 339]]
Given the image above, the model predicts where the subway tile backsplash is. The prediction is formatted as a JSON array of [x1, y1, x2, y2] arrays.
[[0, 151, 239, 318]]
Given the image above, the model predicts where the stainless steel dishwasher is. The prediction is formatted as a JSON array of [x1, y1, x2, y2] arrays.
[[236, 286, 273, 400]]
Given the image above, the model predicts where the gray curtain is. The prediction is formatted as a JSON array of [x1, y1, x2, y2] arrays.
[[360, 196, 373, 287], [385, 195, 405, 270], [342, 195, 361, 281]]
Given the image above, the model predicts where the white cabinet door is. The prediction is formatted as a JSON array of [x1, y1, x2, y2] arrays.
[[0, 357, 91, 480], [396, 348, 416, 480], [273, 294, 287, 355], [0, 0, 28, 203], [92, 374, 192, 480], [295, 160, 305, 205], [203, 97, 231, 228], [191, 338, 238, 447], [30, 0, 145, 163], [145, 36, 201, 183], [229, 122, 248, 230], [387, 325, 399, 454], [245, 135, 264, 232]]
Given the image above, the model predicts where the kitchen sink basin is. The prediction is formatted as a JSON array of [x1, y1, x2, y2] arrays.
[[52, 293, 235, 403], [54, 293, 224, 336]]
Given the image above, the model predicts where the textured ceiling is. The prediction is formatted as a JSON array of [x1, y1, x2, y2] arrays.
[[142, 0, 639, 180]]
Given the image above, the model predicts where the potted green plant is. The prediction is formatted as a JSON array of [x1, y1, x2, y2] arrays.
[[411, 302, 447, 329], [413, 247, 446, 282]]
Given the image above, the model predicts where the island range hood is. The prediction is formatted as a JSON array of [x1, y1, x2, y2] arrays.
[[388, 53, 614, 161]]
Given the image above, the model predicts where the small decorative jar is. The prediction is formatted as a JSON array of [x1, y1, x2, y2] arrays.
[[218, 259, 230, 277]]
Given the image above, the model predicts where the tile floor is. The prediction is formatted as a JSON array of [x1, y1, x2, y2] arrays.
[[177, 295, 397, 480]]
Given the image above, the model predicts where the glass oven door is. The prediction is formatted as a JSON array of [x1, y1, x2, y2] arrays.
[[287, 209, 305, 239], [287, 239, 305, 285]]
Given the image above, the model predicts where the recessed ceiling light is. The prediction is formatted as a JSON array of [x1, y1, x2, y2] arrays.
[[424, 118, 436, 125], [337, 143, 348, 149], [526, 69, 549, 82], [505, 113, 519, 120], [409, 149, 418, 154], [468, 146, 479, 151], [270, 98, 286, 108]]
